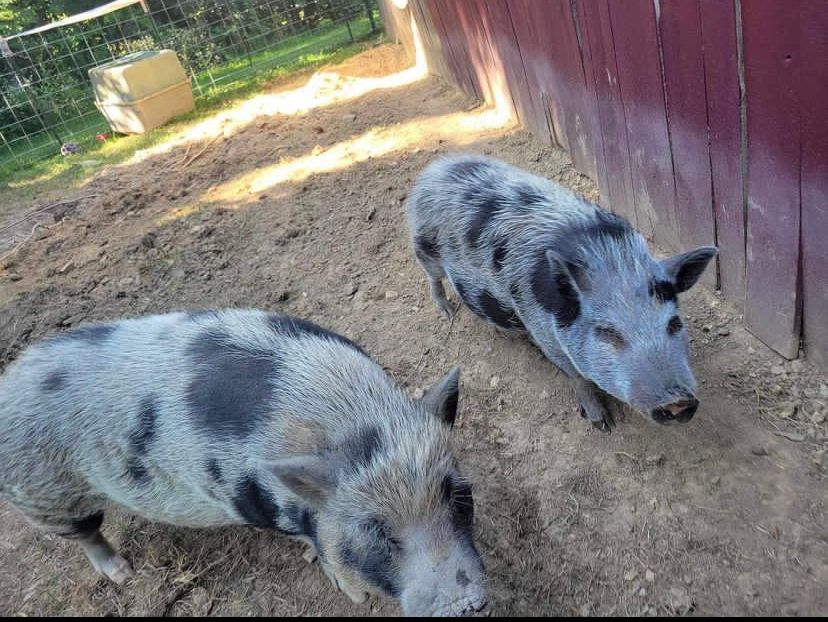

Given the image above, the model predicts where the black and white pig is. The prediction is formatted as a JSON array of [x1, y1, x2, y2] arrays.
[[0, 310, 487, 617], [407, 154, 717, 431]]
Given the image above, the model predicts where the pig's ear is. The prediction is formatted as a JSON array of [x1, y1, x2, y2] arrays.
[[268, 456, 336, 508], [660, 247, 718, 293], [540, 250, 583, 327], [420, 366, 460, 427]]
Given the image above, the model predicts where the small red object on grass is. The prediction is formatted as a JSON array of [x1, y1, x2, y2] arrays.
[[95, 132, 109, 141]]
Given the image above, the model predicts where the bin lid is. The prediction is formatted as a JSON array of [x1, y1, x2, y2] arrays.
[[89, 49, 190, 104]]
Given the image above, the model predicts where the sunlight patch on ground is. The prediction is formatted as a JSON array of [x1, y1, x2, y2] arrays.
[[197, 106, 513, 207], [128, 63, 429, 166]]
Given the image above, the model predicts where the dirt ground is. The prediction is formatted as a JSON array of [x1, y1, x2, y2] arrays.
[[0, 43, 825, 617]]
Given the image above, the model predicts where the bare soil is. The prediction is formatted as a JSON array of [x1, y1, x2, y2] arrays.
[[0, 43, 825, 617]]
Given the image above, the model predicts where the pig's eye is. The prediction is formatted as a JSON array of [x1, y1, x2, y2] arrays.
[[595, 325, 627, 349], [365, 519, 402, 553], [667, 315, 684, 335]]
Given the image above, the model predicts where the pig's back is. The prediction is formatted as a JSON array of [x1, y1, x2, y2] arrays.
[[0, 309, 372, 527]]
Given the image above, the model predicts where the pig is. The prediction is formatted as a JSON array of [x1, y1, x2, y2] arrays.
[[0, 310, 486, 617], [406, 154, 717, 431]]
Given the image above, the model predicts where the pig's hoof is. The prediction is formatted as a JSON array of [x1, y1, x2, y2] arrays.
[[580, 405, 615, 432], [437, 300, 458, 320], [342, 584, 369, 604], [98, 554, 135, 584], [302, 547, 318, 563], [592, 419, 613, 433]]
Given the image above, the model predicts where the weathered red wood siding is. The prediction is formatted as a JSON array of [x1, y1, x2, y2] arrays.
[[380, 0, 828, 366]]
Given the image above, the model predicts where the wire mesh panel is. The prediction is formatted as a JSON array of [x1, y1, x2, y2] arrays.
[[0, 0, 378, 172]]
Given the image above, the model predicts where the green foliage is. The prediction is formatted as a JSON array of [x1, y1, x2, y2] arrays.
[[113, 29, 225, 74], [0, 1, 379, 171]]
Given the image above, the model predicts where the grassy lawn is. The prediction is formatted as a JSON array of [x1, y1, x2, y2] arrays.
[[0, 11, 379, 185], [0, 33, 384, 212]]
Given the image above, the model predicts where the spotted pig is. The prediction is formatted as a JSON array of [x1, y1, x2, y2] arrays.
[[407, 154, 717, 430], [0, 310, 486, 616]]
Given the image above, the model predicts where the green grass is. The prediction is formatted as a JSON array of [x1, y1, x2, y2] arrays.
[[0, 11, 380, 184], [0, 33, 383, 205]]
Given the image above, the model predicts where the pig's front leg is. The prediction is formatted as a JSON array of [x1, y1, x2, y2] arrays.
[[321, 562, 369, 605], [532, 336, 616, 432], [573, 376, 615, 432], [79, 530, 135, 584]]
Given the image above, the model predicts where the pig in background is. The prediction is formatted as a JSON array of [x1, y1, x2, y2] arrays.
[[407, 153, 717, 431], [0, 309, 487, 617]]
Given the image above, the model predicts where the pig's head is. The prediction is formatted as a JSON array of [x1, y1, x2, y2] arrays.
[[535, 220, 717, 424], [270, 367, 487, 616]]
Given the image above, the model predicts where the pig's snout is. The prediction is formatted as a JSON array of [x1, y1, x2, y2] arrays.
[[651, 396, 699, 424], [427, 589, 488, 617]]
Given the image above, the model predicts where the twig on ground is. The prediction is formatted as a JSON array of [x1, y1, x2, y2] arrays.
[[178, 135, 221, 169], [0, 223, 42, 265], [170, 143, 193, 169], [0, 195, 93, 236]]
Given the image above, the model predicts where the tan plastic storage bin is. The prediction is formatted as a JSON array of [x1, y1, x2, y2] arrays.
[[89, 50, 195, 134]]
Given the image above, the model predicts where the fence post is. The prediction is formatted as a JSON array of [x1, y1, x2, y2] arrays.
[[3, 41, 63, 150], [364, 1, 376, 33], [229, 1, 256, 71], [141, 0, 166, 51]]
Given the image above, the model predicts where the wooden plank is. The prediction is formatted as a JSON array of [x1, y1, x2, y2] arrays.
[[608, 0, 679, 249], [462, 0, 512, 115], [742, 0, 801, 359], [499, 0, 558, 146], [378, 0, 415, 60], [700, 0, 746, 306], [656, 0, 716, 286], [449, 0, 490, 102], [504, 0, 598, 178], [409, 0, 451, 79], [576, 0, 637, 226], [425, 1, 477, 98], [573, 0, 610, 206], [480, 0, 535, 126], [799, 0, 828, 367]]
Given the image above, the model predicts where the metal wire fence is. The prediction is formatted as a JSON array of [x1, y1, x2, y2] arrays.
[[0, 0, 379, 173]]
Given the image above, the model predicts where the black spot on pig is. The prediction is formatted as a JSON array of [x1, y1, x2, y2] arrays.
[[233, 474, 280, 528], [267, 315, 366, 355], [648, 279, 677, 304], [48, 324, 116, 346], [42, 369, 67, 392], [343, 425, 382, 469], [591, 209, 632, 239], [341, 520, 401, 597], [415, 231, 440, 260], [125, 395, 159, 484], [130, 395, 158, 457], [514, 184, 546, 207], [57, 512, 104, 540], [548, 209, 633, 268], [206, 459, 224, 484], [442, 475, 476, 547], [531, 254, 581, 327], [186, 330, 281, 437], [283, 503, 319, 546], [477, 290, 524, 330], [449, 159, 488, 181], [492, 243, 508, 272], [466, 194, 499, 249]]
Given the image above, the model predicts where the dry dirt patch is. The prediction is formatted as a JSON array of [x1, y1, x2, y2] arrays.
[[0, 43, 825, 616]]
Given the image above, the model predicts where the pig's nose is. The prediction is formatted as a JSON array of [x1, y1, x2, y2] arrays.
[[652, 397, 698, 424]]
